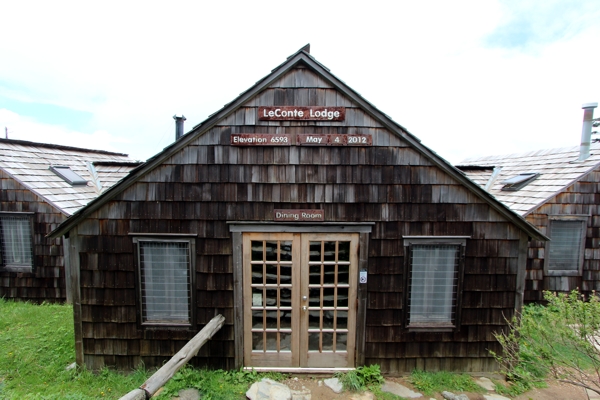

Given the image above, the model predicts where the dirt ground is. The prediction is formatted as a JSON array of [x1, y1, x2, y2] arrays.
[[281, 375, 589, 400]]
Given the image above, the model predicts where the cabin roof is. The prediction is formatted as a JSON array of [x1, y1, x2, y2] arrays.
[[49, 46, 546, 241], [0, 138, 141, 215], [457, 143, 600, 216]]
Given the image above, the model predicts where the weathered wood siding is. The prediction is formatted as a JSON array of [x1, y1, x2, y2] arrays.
[[72, 66, 524, 373], [0, 170, 66, 302], [524, 168, 600, 302]]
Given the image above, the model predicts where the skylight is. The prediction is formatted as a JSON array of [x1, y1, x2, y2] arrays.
[[49, 166, 88, 186], [501, 173, 539, 191]]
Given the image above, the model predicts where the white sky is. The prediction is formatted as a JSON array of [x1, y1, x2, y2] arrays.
[[0, 1, 599, 164]]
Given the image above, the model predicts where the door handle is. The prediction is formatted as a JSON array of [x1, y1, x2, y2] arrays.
[[302, 306, 308, 312]]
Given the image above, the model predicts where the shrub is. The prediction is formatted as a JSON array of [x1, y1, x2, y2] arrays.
[[335, 364, 384, 392], [492, 290, 600, 396]]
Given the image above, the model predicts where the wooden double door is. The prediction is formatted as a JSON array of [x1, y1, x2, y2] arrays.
[[243, 232, 358, 368]]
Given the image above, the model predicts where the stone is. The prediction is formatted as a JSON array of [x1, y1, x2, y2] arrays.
[[178, 388, 200, 400], [323, 378, 343, 394], [442, 391, 469, 400], [246, 378, 292, 400], [349, 391, 374, 400], [65, 362, 77, 371], [381, 380, 422, 398], [483, 394, 512, 400], [475, 377, 496, 391], [290, 388, 311, 400], [587, 388, 600, 400]]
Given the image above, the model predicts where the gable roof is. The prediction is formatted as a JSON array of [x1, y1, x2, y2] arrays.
[[0, 138, 141, 215], [457, 142, 600, 216], [49, 46, 546, 241]]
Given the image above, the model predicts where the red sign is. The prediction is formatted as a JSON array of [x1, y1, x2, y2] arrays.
[[230, 133, 372, 146], [259, 107, 345, 121], [231, 134, 292, 146], [274, 209, 324, 222], [297, 134, 372, 146]]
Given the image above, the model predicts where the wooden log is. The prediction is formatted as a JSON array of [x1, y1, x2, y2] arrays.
[[119, 389, 146, 400], [119, 314, 225, 400]]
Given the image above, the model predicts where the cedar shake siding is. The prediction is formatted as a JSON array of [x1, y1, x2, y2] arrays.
[[0, 139, 138, 302], [459, 142, 600, 303], [525, 168, 600, 302], [52, 47, 543, 373], [0, 169, 66, 301]]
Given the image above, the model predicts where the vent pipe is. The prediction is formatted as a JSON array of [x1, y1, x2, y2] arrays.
[[173, 115, 186, 140], [579, 102, 597, 161]]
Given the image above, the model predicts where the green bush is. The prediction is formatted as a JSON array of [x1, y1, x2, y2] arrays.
[[492, 290, 600, 396]]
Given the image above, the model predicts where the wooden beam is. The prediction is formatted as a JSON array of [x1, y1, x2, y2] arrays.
[[355, 232, 370, 367], [67, 228, 84, 366], [119, 314, 225, 400], [232, 231, 244, 369]]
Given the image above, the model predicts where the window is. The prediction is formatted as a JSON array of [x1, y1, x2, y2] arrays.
[[0, 213, 34, 272], [49, 165, 87, 185], [545, 217, 587, 276], [501, 173, 539, 191], [133, 236, 196, 326], [403, 237, 467, 331]]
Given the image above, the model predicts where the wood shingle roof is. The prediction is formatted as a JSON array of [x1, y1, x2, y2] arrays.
[[458, 143, 600, 215], [0, 138, 141, 215]]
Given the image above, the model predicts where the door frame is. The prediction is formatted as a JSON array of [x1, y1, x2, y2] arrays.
[[229, 223, 373, 371]]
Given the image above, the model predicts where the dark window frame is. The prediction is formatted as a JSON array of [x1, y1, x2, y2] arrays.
[[132, 234, 197, 328], [544, 216, 587, 277], [0, 212, 35, 273], [402, 236, 467, 332]]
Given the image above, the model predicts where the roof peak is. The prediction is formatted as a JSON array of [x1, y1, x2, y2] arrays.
[[0, 138, 130, 157], [287, 43, 310, 59], [462, 142, 600, 164]]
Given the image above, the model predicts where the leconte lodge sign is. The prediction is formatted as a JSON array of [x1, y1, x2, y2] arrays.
[[231, 106, 372, 146]]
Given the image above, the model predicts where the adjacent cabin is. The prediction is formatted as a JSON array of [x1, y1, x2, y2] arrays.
[[458, 103, 600, 302], [0, 138, 140, 302], [50, 46, 545, 374]]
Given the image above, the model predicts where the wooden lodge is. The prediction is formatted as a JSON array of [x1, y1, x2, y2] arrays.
[[458, 104, 600, 302], [50, 45, 546, 374], [0, 139, 139, 302]]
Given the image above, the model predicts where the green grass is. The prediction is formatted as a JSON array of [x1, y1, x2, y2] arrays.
[[156, 367, 287, 399], [408, 370, 486, 396], [8, 298, 592, 399], [0, 299, 150, 399], [0, 299, 285, 399]]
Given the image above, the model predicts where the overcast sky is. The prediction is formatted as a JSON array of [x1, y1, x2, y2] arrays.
[[1, 1, 599, 164]]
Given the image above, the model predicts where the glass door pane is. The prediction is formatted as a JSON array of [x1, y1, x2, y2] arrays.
[[301, 234, 357, 368], [306, 240, 350, 352], [250, 240, 294, 353]]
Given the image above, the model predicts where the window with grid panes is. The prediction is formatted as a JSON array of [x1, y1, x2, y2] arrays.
[[546, 218, 587, 276], [0, 213, 34, 272], [404, 237, 466, 330], [133, 237, 194, 326]]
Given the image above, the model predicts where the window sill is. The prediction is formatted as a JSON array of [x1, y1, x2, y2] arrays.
[[545, 270, 581, 277], [142, 322, 192, 329], [407, 322, 455, 332], [1, 265, 33, 273]]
